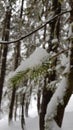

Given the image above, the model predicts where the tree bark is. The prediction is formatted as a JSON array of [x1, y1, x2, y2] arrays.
[[37, 88, 41, 114], [9, 86, 16, 122], [21, 93, 25, 130], [14, 95, 18, 121]]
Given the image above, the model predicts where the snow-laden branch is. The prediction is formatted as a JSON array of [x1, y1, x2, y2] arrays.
[[7, 47, 49, 84], [0, 10, 71, 45], [7, 45, 72, 86]]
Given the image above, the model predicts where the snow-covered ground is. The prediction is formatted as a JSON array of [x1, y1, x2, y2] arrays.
[[0, 95, 73, 130]]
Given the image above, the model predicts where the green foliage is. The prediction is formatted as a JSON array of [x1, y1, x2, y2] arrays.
[[10, 69, 30, 86], [10, 61, 51, 86]]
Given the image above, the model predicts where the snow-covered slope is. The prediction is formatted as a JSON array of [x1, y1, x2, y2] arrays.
[[0, 116, 39, 130], [0, 112, 73, 130], [62, 112, 73, 130]]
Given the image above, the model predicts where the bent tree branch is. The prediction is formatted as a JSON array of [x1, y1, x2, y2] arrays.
[[0, 10, 71, 45]]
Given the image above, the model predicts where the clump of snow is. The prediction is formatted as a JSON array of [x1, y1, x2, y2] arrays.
[[60, 54, 69, 67], [45, 42, 49, 49], [52, 39, 58, 44], [8, 47, 49, 80], [68, 22, 73, 38], [16, 47, 49, 72]]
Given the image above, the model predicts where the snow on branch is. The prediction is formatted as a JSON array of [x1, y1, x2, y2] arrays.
[[8, 47, 49, 85], [8, 45, 72, 86], [0, 10, 71, 45]]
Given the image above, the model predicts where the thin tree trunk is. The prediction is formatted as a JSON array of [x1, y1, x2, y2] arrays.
[[14, 95, 18, 121], [9, 86, 16, 122], [0, 45, 3, 60], [25, 101, 29, 117], [37, 88, 41, 114], [21, 93, 25, 130]]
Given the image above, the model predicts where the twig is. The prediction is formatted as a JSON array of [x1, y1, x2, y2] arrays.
[[50, 47, 71, 60]]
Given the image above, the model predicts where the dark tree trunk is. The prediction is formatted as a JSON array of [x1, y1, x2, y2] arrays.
[[0, 6, 11, 107], [39, 1, 61, 130], [39, 71, 57, 130], [21, 93, 25, 130], [37, 89, 41, 114], [25, 101, 29, 117], [8, 42, 21, 122], [9, 86, 16, 122], [8, 0, 24, 122], [0, 45, 3, 60], [14, 95, 18, 121]]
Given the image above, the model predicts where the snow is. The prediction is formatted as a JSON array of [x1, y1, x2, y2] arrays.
[[28, 94, 38, 118], [45, 77, 68, 121], [65, 94, 73, 112], [0, 112, 73, 130], [0, 116, 39, 130], [68, 22, 73, 38], [0, 95, 73, 130], [8, 47, 49, 80], [62, 112, 73, 130], [60, 54, 69, 67]]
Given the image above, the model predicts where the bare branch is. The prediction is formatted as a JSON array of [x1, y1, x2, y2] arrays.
[[50, 47, 70, 60], [0, 10, 71, 45]]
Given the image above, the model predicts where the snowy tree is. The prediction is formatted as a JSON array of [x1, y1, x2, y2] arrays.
[[0, 0, 72, 130], [45, 1, 73, 130]]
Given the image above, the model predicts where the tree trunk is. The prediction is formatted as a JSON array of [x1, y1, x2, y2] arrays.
[[45, 1, 73, 129], [14, 95, 18, 121], [25, 101, 29, 117], [37, 88, 41, 114], [9, 86, 16, 122], [0, 6, 11, 107], [54, 1, 73, 127], [21, 93, 25, 130], [8, 0, 24, 122], [39, 1, 61, 130]]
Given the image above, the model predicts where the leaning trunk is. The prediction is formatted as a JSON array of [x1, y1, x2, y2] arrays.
[[45, 1, 73, 129], [53, 1, 73, 127], [39, 1, 61, 130]]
